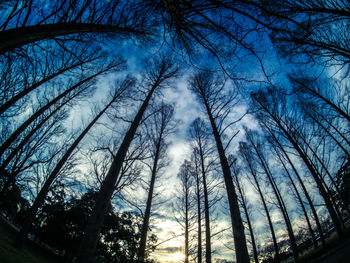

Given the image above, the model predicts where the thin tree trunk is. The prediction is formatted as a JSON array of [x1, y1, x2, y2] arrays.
[[278, 152, 317, 248], [293, 126, 350, 217], [185, 182, 189, 263], [195, 164, 202, 263], [233, 171, 259, 263], [294, 79, 350, 122], [138, 132, 163, 262], [246, 159, 279, 258], [198, 139, 212, 263], [247, 132, 299, 261], [203, 100, 249, 263], [265, 125, 326, 247], [307, 112, 350, 157], [14, 94, 117, 248]]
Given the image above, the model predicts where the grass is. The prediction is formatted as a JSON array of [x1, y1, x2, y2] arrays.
[[0, 217, 61, 263]]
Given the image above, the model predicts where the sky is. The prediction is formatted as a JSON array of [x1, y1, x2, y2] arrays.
[[58, 29, 289, 262], [1, 2, 348, 263]]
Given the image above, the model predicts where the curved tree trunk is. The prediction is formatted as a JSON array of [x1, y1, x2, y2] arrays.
[[0, 22, 146, 54]]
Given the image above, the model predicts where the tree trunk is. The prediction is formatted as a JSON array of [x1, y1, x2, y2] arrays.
[[233, 171, 259, 263], [138, 132, 163, 262], [265, 125, 326, 247], [76, 72, 164, 263], [14, 95, 117, 248], [247, 160, 279, 258], [204, 101, 249, 263], [256, 99, 345, 241], [185, 182, 189, 263], [307, 113, 350, 157], [278, 152, 317, 248], [198, 139, 212, 263], [0, 22, 146, 54], [294, 78, 350, 122], [247, 134, 299, 262], [0, 85, 88, 172], [195, 165, 202, 263]]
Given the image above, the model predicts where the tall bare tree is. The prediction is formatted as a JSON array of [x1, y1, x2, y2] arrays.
[[189, 117, 214, 263], [189, 72, 249, 263], [230, 159, 259, 263], [251, 89, 345, 241], [138, 102, 176, 262], [239, 141, 279, 260], [175, 159, 195, 263], [76, 59, 178, 263]]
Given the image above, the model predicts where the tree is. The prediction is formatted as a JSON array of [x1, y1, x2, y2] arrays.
[[251, 88, 345, 241], [189, 72, 249, 263], [189, 117, 214, 263], [0, 42, 105, 116], [239, 141, 279, 260], [14, 76, 133, 247], [0, 57, 125, 166], [244, 128, 299, 262], [230, 159, 259, 263], [77, 58, 178, 263], [138, 102, 176, 262], [175, 159, 195, 263], [34, 187, 157, 262]]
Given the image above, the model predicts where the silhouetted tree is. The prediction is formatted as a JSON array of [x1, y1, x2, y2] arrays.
[[190, 72, 249, 263], [138, 102, 176, 262], [189, 118, 214, 263], [15, 76, 133, 248], [77, 58, 178, 263]]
